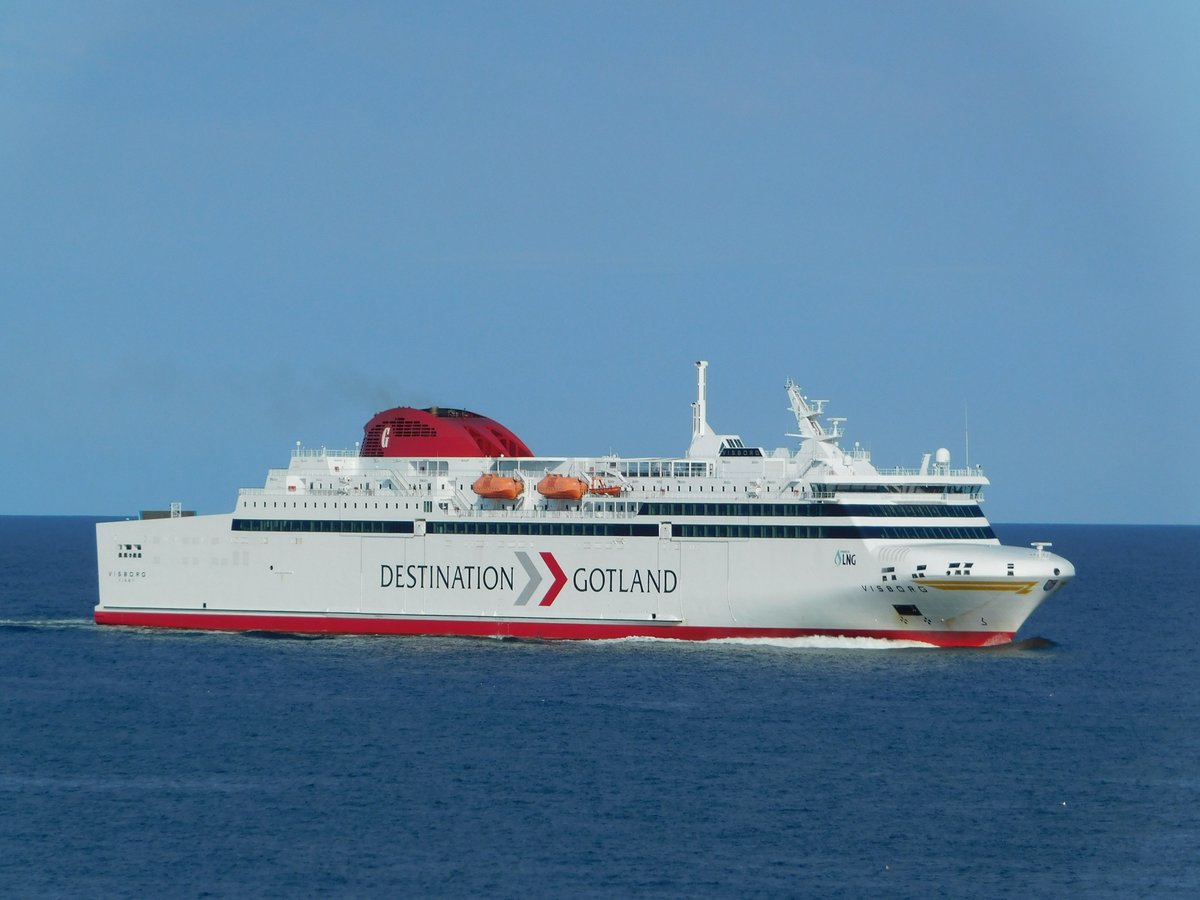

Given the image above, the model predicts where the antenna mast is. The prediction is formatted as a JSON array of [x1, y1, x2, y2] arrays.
[[964, 403, 970, 468], [692, 360, 709, 439]]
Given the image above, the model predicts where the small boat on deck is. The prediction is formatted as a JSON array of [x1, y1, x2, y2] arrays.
[[472, 473, 524, 500], [536, 474, 588, 501]]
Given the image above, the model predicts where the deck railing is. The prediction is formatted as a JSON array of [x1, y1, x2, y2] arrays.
[[872, 465, 985, 478]]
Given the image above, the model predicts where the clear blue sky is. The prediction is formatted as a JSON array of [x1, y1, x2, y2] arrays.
[[3, 1, 1197, 523]]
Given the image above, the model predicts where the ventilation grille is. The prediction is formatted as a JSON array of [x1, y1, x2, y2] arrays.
[[362, 416, 439, 455], [384, 417, 436, 438]]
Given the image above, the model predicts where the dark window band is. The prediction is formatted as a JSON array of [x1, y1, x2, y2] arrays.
[[810, 483, 981, 495], [671, 524, 995, 540], [231, 518, 992, 541], [428, 521, 659, 538], [637, 502, 985, 519], [232, 519, 414, 534]]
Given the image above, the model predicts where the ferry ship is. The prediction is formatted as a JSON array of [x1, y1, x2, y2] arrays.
[[95, 362, 1073, 646]]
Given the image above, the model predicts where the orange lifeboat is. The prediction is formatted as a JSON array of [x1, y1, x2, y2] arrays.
[[472, 473, 524, 501], [589, 480, 623, 497], [536, 474, 589, 501]]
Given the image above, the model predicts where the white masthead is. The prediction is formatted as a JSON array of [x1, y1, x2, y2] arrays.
[[691, 360, 710, 441], [687, 360, 744, 458]]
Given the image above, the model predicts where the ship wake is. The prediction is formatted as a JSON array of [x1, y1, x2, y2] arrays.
[[0, 618, 95, 632]]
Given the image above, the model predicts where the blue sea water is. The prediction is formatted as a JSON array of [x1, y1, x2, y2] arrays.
[[1, 518, 1197, 897]]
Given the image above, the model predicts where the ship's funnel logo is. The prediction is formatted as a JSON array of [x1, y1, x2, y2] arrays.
[[514, 551, 568, 606]]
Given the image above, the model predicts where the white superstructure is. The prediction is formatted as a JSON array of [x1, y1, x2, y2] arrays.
[[96, 362, 1073, 645]]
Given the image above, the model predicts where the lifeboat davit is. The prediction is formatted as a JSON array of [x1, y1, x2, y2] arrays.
[[536, 474, 589, 501], [472, 474, 524, 501]]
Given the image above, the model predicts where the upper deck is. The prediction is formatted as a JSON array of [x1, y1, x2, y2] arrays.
[[237, 361, 986, 520]]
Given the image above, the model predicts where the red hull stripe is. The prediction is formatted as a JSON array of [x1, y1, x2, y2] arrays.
[[93, 610, 1013, 648]]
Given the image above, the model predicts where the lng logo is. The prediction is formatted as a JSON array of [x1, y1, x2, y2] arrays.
[[834, 550, 857, 566], [514, 551, 568, 607]]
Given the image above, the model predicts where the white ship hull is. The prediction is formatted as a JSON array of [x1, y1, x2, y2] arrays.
[[96, 513, 1069, 647]]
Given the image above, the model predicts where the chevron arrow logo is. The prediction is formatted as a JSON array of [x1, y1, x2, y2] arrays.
[[538, 551, 567, 606], [513, 551, 568, 606], [514, 551, 542, 605]]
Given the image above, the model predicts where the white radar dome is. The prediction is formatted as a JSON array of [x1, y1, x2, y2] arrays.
[[935, 448, 951, 466]]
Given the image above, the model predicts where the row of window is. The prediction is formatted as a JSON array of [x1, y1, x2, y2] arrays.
[[429, 521, 660, 537], [229, 519, 993, 541], [812, 483, 982, 495], [232, 519, 415, 534], [618, 461, 711, 478], [246, 500, 428, 510], [246, 499, 982, 520], [636, 502, 985, 519], [670, 524, 995, 540]]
